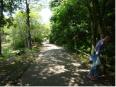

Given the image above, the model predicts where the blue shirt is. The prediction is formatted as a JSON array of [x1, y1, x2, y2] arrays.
[[90, 39, 104, 65], [95, 39, 104, 55]]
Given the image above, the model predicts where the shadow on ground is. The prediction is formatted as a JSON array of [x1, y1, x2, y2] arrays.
[[17, 47, 114, 86], [0, 61, 30, 86]]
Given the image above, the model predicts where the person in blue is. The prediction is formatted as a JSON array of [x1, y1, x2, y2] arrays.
[[87, 36, 110, 80]]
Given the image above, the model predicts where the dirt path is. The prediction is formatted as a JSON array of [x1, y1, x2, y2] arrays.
[[16, 42, 114, 86]]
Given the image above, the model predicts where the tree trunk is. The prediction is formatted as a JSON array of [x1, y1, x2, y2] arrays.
[[87, 0, 97, 54], [0, 0, 4, 55], [26, 0, 32, 49], [0, 28, 2, 55], [95, 0, 104, 39]]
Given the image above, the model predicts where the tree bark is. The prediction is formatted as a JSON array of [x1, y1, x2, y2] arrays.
[[0, 0, 4, 55], [26, 0, 32, 49], [87, 0, 96, 53]]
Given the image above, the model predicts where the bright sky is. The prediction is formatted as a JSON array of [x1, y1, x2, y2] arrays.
[[39, 0, 52, 24], [4, 0, 52, 24], [40, 7, 52, 24]]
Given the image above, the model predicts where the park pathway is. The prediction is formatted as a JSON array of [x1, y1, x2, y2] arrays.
[[17, 41, 114, 86]]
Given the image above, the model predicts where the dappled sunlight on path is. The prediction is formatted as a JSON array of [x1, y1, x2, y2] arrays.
[[17, 42, 113, 86]]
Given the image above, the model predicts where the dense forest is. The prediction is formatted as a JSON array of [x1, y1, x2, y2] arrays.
[[0, 0, 50, 56], [50, 0, 115, 72], [0, 0, 115, 86]]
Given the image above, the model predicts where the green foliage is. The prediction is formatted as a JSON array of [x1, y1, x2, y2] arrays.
[[9, 10, 48, 49], [2, 6, 50, 51], [50, 0, 90, 51], [50, 0, 115, 73], [2, 48, 11, 59], [0, 0, 50, 58], [11, 11, 26, 49]]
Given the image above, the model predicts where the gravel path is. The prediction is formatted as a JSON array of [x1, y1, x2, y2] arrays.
[[17, 42, 115, 86]]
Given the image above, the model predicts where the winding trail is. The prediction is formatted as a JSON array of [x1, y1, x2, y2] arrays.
[[17, 42, 114, 86]]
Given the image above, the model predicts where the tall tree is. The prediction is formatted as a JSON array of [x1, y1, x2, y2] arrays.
[[0, 0, 4, 55], [26, 0, 32, 49], [86, 0, 97, 53], [86, 0, 115, 53]]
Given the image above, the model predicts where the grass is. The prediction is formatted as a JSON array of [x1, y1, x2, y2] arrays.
[[72, 52, 90, 68], [0, 43, 41, 85]]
